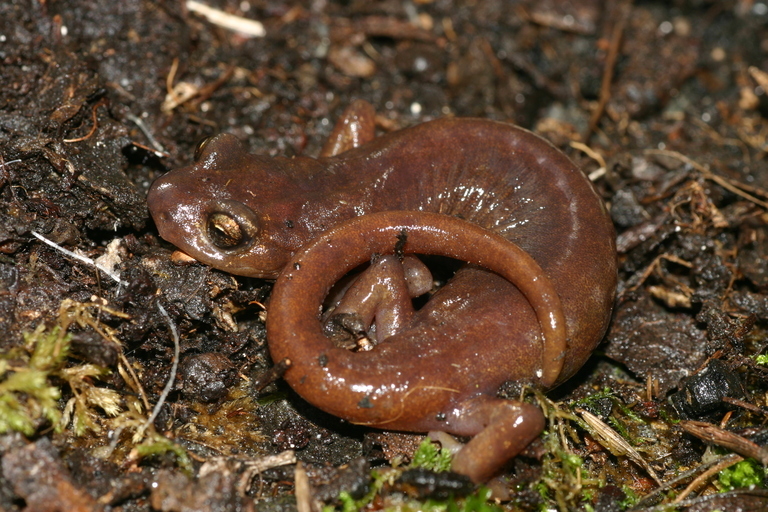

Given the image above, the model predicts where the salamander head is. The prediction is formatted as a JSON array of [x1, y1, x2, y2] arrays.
[[147, 134, 295, 278]]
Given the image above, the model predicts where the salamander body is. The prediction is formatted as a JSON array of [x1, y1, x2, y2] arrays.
[[147, 101, 617, 481]]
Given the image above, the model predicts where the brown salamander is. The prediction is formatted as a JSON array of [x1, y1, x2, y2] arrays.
[[147, 101, 617, 482]]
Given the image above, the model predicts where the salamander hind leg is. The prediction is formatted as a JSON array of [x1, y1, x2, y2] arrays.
[[319, 99, 377, 157], [442, 395, 545, 483], [324, 255, 432, 345]]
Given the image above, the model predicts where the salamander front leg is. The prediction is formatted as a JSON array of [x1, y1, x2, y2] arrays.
[[324, 255, 432, 344], [442, 395, 545, 483]]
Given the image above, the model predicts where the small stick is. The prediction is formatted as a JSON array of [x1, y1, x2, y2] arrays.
[[570, 141, 607, 181], [672, 453, 743, 503], [628, 453, 741, 510], [125, 113, 167, 155], [252, 358, 292, 392], [722, 396, 768, 416], [186, 0, 265, 37], [645, 148, 768, 210], [680, 420, 768, 465], [583, 1, 632, 142], [135, 302, 180, 439], [294, 461, 313, 512], [31, 231, 124, 284], [233, 450, 297, 495], [63, 99, 107, 143]]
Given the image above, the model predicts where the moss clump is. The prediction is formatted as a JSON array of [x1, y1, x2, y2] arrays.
[[410, 438, 453, 473], [0, 325, 69, 435], [321, 438, 503, 512], [0, 322, 121, 436], [718, 459, 765, 491], [133, 435, 194, 476]]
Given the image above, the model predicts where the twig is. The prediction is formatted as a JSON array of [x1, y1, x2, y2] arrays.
[[232, 450, 297, 495], [628, 453, 743, 510], [722, 396, 768, 416], [635, 487, 768, 512], [166, 57, 180, 97], [645, 149, 768, 210], [748, 66, 768, 90], [570, 141, 607, 181], [125, 113, 167, 154], [625, 253, 692, 293], [252, 358, 292, 392], [583, 1, 632, 141], [186, 0, 265, 37], [127, 141, 170, 159], [190, 65, 236, 109], [295, 461, 313, 512], [31, 231, 124, 284], [672, 453, 742, 503], [680, 420, 768, 465], [63, 99, 107, 143], [135, 302, 180, 439]]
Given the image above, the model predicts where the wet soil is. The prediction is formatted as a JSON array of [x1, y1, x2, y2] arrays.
[[2, 1, 768, 511]]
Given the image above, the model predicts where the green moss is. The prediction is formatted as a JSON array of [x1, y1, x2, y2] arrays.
[[0, 325, 69, 435], [607, 416, 631, 441], [534, 390, 610, 511], [657, 408, 680, 424], [333, 491, 356, 512], [0, 322, 123, 437], [447, 487, 502, 512], [559, 449, 585, 476], [410, 438, 453, 473], [333, 467, 392, 511], [255, 390, 289, 406], [572, 387, 614, 408], [322, 461, 502, 512], [27, 323, 71, 370], [718, 459, 765, 491], [135, 435, 194, 476], [619, 486, 641, 508]]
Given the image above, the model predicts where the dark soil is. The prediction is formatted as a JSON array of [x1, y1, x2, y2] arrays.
[[2, 1, 768, 511]]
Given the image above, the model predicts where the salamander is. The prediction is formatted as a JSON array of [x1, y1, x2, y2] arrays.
[[147, 100, 617, 482]]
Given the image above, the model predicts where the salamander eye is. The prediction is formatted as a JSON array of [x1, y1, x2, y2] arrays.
[[194, 136, 212, 161], [205, 201, 261, 251], [208, 212, 247, 249]]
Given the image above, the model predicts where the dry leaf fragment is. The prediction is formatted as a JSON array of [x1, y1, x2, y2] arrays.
[[576, 408, 662, 485]]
